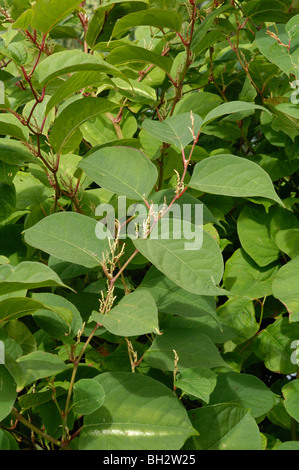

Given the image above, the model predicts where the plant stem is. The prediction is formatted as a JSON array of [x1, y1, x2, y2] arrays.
[[10, 408, 62, 448]]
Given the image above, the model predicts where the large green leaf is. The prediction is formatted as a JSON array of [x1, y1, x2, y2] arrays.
[[138, 266, 218, 320], [175, 366, 217, 403], [0, 297, 72, 326], [0, 182, 16, 222], [111, 9, 182, 37], [0, 365, 17, 421], [173, 91, 223, 118], [237, 205, 280, 267], [223, 248, 279, 299], [184, 404, 261, 450], [272, 256, 299, 322], [282, 380, 299, 423], [79, 372, 197, 450], [254, 316, 299, 374], [142, 113, 202, 149], [32, 292, 82, 339], [201, 101, 269, 127], [34, 50, 126, 87], [0, 139, 36, 166], [91, 290, 159, 337], [216, 297, 259, 344], [275, 229, 299, 259], [144, 321, 227, 371], [107, 44, 172, 74], [209, 371, 277, 418], [256, 24, 299, 79], [13, 0, 83, 34], [0, 262, 69, 295], [133, 220, 226, 297], [73, 378, 105, 416], [16, 351, 68, 391], [78, 146, 158, 200], [49, 98, 118, 154], [0, 114, 29, 142], [189, 154, 283, 205], [24, 212, 110, 269], [45, 71, 112, 115]]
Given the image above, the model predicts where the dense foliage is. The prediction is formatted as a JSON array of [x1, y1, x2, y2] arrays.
[[0, 0, 299, 451]]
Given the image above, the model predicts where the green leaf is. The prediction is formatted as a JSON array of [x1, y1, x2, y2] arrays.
[[3, 320, 37, 356], [282, 380, 299, 423], [254, 316, 299, 374], [133, 219, 226, 297], [237, 205, 280, 267], [275, 228, 299, 259], [189, 154, 283, 206], [49, 98, 118, 154], [202, 101, 269, 127], [0, 42, 31, 66], [111, 9, 182, 37], [209, 371, 277, 418], [45, 71, 111, 115], [144, 322, 227, 371], [0, 114, 29, 141], [0, 365, 17, 421], [223, 248, 279, 299], [191, 3, 232, 55], [107, 44, 173, 74], [32, 292, 83, 339], [276, 441, 299, 450], [175, 366, 217, 403], [91, 290, 159, 337], [256, 24, 299, 79], [243, 0, 289, 22], [138, 266, 218, 320], [0, 297, 71, 326], [73, 378, 105, 415], [78, 146, 158, 200], [272, 256, 299, 322], [14, 0, 83, 34], [184, 404, 261, 450], [23, 212, 110, 269], [79, 372, 197, 450], [112, 77, 157, 103], [0, 429, 19, 450], [0, 262, 69, 296], [173, 91, 223, 118], [34, 50, 126, 87], [217, 297, 259, 344], [0, 182, 16, 223], [16, 351, 68, 390], [0, 139, 36, 166], [142, 113, 202, 149]]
